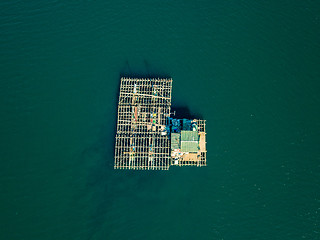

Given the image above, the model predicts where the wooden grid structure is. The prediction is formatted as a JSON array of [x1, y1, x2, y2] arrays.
[[114, 77, 207, 170], [114, 78, 172, 170]]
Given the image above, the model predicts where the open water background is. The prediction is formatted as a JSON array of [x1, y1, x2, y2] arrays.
[[1, 1, 320, 239]]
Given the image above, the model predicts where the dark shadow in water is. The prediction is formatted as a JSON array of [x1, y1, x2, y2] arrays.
[[73, 124, 116, 240], [171, 106, 203, 120], [120, 60, 171, 79], [80, 136, 169, 239]]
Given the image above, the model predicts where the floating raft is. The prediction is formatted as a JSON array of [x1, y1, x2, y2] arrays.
[[114, 77, 206, 170]]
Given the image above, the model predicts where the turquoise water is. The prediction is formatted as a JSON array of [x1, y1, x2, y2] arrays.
[[1, 1, 320, 239]]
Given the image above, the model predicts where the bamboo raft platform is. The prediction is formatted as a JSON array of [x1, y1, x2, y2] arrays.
[[114, 77, 207, 170]]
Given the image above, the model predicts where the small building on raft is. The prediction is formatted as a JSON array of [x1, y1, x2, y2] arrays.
[[114, 77, 206, 170]]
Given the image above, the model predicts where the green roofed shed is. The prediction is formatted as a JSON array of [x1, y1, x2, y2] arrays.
[[180, 130, 199, 152], [181, 131, 198, 141]]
